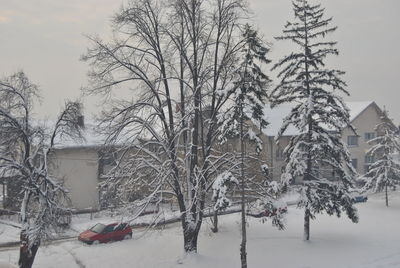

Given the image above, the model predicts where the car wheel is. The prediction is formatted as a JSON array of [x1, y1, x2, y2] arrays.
[[124, 234, 132, 240], [92, 240, 100, 245]]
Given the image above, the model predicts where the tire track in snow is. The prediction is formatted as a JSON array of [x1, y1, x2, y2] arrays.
[[61, 245, 86, 268]]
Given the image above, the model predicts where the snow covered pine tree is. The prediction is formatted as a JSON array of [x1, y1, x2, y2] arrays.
[[271, 0, 358, 241], [361, 110, 400, 207], [0, 72, 84, 268], [218, 24, 270, 268]]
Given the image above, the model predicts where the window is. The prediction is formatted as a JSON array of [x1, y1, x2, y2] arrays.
[[364, 132, 375, 142], [276, 147, 284, 160], [281, 166, 286, 173], [90, 223, 106, 233], [364, 165, 371, 174], [103, 224, 115, 233], [364, 155, 374, 164], [351, 159, 358, 170], [364, 155, 374, 173], [347, 136, 358, 146], [98, 150, 118, 177], [115, 223, 127, 231]]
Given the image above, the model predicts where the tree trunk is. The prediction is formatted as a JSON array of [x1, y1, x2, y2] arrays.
[[18, 233, 39, 268], [183, 227, 199, 253], [385, 183, 389, 207], [304, 208, 310, 241], [240, 202, 247, 268], [239, 98, 247, 268], [212, 209, 218, 233]]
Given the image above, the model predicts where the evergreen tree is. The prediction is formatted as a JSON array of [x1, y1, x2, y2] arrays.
[[271, 0, 358, 241], [361, 111, 400, 207], [218, 24, 271, 268]]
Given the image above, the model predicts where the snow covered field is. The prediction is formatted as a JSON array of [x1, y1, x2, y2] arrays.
[[0, 192, 399, 268]]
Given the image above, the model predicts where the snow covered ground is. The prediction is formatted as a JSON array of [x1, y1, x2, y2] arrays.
[[0, 192, 399, 268], [0, 220, 20, 245]]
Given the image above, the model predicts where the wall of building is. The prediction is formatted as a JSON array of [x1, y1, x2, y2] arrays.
[[342, 103, 383, 175], [261, 103, 386, 181], [50, 148, 99, 211]]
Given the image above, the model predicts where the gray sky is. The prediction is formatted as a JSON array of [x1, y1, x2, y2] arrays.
[[1, 0, 399, 123]]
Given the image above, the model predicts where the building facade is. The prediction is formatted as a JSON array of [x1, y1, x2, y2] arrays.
[[260, 101, 395, 181], [49, 146, 100, 211]]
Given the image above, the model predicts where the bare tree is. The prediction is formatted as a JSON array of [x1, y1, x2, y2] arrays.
[[0, 71, 84, 268], [82, 0, 249, 253]]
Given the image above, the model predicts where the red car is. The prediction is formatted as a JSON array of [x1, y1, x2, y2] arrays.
[[78, 223, 132, 244]]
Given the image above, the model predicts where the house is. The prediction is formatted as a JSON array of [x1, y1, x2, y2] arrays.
[[49, 127, 155, 211], [259, 101, 396, 181], [47, 122, 112, 212], [0, 121, 104, 212]]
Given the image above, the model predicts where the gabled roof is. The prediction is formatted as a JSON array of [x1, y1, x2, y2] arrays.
[[53, 123, 105, 149], [347, 101, 375, 123], [261, 101, 375, 137]]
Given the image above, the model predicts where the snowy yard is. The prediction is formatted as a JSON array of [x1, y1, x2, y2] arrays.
[[0, 192, 399, 268]]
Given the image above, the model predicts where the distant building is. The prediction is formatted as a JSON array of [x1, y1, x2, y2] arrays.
[[1, 121, 104, 212], [258, 101, 396, 181]]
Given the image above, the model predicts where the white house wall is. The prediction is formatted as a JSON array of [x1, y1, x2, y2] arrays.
[[50, 148, 99, 211]]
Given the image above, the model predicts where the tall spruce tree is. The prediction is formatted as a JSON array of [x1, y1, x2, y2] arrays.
[[361, 111, 400, 207], [218, 24, 271, 268], [271, 0, 358, 241]]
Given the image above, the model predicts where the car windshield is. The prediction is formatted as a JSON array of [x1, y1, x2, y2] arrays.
[[90, 223, 106, 233]]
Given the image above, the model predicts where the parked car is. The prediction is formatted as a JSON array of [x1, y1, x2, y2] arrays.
[[247, 200, 287, 218], [78, 222, 132, 244], [352, 195, 368, 203]]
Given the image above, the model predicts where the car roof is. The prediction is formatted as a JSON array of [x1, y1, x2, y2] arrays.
[[107, 222, 128, 226]]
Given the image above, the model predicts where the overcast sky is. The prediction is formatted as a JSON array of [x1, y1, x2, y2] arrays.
[[0, 0, 399, 123]]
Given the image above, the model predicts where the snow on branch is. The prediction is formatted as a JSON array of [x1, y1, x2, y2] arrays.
[[212, 172, 238, 210]]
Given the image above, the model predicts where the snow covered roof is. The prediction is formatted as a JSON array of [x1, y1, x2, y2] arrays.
[[261, 101, 375, 137], [261, 104, 299, 136], [53, 123, 105, 149], [51, 101, 377, 148], [33, 118, 105, 150], [347, 101, 375, 122]]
